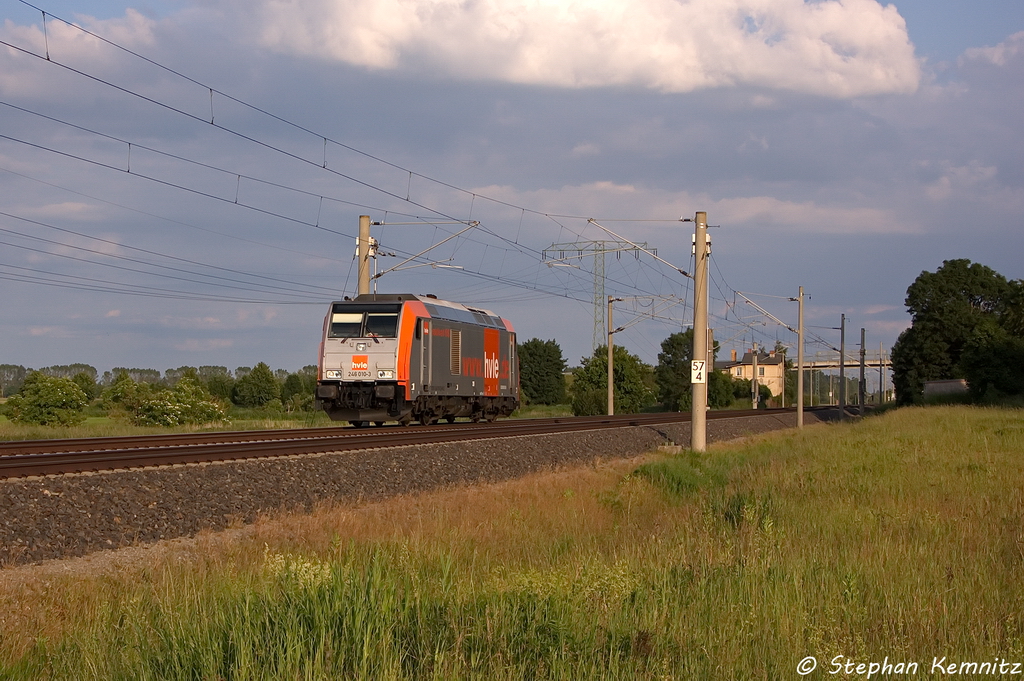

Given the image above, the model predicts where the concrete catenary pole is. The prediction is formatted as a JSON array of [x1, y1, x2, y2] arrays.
[[859, 327, 867, 414], [751, 342, 759, 410], [607, 296, 615, 416], [357, 215, 371, 296], [691, 211, 709, 452], [781, 348, 786, 408], [879, 342, 885, 404], [839, 314, 846, 418], [797, 286, 805, 428]]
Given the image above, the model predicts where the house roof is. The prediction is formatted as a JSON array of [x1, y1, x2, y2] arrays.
[[715, 351, 785, 371]]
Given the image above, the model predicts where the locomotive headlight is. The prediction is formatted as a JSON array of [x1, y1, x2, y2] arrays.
[[325, 370, 342, 379], [377, 369, 394, 379]]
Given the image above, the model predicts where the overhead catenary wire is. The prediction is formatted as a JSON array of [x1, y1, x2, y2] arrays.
[[0, 3, 768, 363]]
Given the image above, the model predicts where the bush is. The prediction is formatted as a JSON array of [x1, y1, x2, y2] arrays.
[[570, 345, 654, 416], [103, 372, 226, 427], [4, 371, 89, 426], [281, 370, 316, 412], [233, 362, 280, 407]]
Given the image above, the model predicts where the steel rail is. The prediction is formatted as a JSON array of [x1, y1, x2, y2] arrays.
[[0, 408, 819, 479]]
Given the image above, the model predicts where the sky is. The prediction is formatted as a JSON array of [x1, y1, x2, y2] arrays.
[[1, 0, 1023, 380]]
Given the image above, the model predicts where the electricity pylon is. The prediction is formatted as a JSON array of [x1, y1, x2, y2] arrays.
[[542, 240, 651, 351]]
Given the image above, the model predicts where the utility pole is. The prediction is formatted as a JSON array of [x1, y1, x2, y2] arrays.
[[780, 348, 786, 408], [607, 296, 615, 416], [797, 286, 805, 428], [838, 314, 846, 418], [751, 342, 759, 410], [879, 342, 885, 404], [691, 211, 709, 453], [357, 215, 371, 296], [859, 328, 866, 415]]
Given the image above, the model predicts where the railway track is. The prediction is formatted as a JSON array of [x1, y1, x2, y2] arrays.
[[0, 408, 814, 479]]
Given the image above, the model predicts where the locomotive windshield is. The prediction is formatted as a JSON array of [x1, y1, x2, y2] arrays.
[[328, 303, 401, 338]]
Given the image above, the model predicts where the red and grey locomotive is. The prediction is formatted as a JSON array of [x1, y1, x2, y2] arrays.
[[316, 294, 519, 426]]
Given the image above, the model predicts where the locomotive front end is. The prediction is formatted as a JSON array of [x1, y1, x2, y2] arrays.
[[316, 298, 409, 426]]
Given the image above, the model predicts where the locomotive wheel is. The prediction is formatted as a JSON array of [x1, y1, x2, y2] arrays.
[[484, 412, 498, 423], [419, 413, 438, 426], [350, 421, 366, 428], [374, 421, 385, 427], [444, 415, 456, 424]]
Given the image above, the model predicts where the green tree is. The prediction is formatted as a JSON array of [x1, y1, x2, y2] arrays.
[[71, 371, 99, 400], [39, 364, 97, 380], [0, 364, 27, 397], [570, 345, 654, 416], [655, 330, 693, 411], [655, 330, 736, 410], [281, 366, 317, 412], [233, 362, 280, 407], [199, 366, 235, 401], [892, 259, 1013, 404], [518, 338, 567, 405], [962, 334, 1024, 401], [4, 371, 89, 426], [164, 366, 199, 386], [109, 367, 162, 385]]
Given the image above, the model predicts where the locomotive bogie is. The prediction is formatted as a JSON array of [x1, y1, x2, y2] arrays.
[[316, 294, 519, 426]]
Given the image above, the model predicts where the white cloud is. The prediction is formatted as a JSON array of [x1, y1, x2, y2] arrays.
[[0, 10, 157, 97], [175, 338, 234, 352], [862, 304, 898, 315], [28, 326, 67, 337], [246, 0, 920, 98], [924, 161, 998, 201], [159, 316, 223, 329], [474, 181, 916, 234], [961, 31, 1024, 67], [18, 201, 107, 221], [712, 195, 917, 234], [570, 142, 600, 158]]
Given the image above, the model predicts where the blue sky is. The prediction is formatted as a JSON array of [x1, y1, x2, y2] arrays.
[[2, 0, 1023, 380]]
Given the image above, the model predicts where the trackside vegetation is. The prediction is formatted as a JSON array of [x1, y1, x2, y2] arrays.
[[2, 405, 1022, 679]]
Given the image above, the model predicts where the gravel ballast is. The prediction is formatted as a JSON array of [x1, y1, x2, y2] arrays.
[[1, 412, 824, 567]]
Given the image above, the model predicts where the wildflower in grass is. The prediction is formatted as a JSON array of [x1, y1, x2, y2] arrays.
[[263, 545, 333, 590], [494, 557, 638, 607]]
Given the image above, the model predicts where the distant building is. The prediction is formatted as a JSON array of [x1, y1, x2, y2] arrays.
[[715, 348, 786, 397]]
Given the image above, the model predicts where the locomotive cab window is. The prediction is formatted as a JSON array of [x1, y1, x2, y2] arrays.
[[329, 313, 363, 337], [327, 304, 402, 338], [365, 313, 399, 337]]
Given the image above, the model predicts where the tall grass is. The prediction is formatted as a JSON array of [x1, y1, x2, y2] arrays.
[[0, 409, 336, 441], [2, 406, 1023, 679]]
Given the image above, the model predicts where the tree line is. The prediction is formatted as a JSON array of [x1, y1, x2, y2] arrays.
[[1, 363, 318, 427], [891, 259, 1024, 404], [518, 331, 773, 417]]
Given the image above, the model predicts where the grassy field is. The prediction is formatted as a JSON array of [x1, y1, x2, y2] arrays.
[[1, 405, 1022, 679]]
